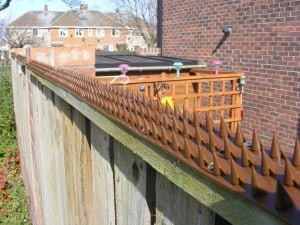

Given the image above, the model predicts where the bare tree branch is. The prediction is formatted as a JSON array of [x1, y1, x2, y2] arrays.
[[113, 0, 157, 47]]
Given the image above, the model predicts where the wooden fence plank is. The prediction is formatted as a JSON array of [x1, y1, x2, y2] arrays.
[[156, 173, 215, 225], [91, 122, 116, 225], [114, 141, 151, 225]]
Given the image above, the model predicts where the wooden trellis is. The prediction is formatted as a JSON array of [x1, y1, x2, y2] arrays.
[[96, 69, 244, 132]]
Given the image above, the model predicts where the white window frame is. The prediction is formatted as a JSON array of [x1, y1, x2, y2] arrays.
[[59, 28, 68, 37], [99, 45, 113, 51], [111, 28, 119, 36], [75, 28, 84, 37], [88, 28, 93, 37], [96, 28, 105, 37]]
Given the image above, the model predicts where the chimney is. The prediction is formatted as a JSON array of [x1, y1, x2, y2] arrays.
[[44, 5, 48, 12], [80, 4, 88, 11]]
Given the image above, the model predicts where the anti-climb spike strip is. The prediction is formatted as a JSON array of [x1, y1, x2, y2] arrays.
[[251, 166, 268, 197], [274, 179, 293, 211], [292, 138, 300, 168], [235, 123, 244, 147], [284, 157, 300, 187], [270, 132, 283, 163], [251, 129, 261, 155], [22, 59, 300, 225]]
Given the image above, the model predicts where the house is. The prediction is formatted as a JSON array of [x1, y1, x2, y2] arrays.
[[6, 4, 148, 51], [157, 0, 299, 153]]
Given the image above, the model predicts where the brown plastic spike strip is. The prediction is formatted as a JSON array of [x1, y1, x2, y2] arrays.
[[23, 58, 300, 225]]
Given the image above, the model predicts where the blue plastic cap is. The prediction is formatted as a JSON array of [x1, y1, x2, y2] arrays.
[[173, 61, 183, 67]]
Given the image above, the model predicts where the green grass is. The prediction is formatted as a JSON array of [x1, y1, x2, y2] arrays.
[[0, 66, 31, 225]]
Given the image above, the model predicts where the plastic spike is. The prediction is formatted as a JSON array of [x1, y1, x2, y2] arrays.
[[270, 132, 283, 163], [224, 136, 233, 159], [195, 126, 204, 145], [209, 131, 217, 152], [274, 179, 293, 211], [292, 138, 300, 168], [171, 131, 179, 152], [173, 104, 180, 119], [261, 149, 276, 176], [251, 167, 268, 197], [136, 115, 143, 131], [172, 117, 179, 134], [143, 118, 150, 136], [162, 114, 169, 129], [183, 120, 190, 137], [197, 144, 207, 167], [241, 145, 250, 167], [193, 108, 200, 127], [235, 123, 244, 146], [183, 137, 192, 160], [146, 106, 153, 121], [183, 105, 189, 121], [129, 111, 136, 127], [251, 129, 261, 155], [231, 159, 240, 185], [206, 112, 214, 132], [284, 157, 300, 187], [155, 110, 161, 125], [165, 101, 171, 116], [160, 126, 169, 145], [149, 98, 155, 109], [157, 99, 163, 113], [213, 151, 227, 176], [219, 116, 229, 138], [151, 121, 158, 140]]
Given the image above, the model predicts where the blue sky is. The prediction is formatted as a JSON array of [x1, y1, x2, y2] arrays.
[[1, 0, 116, 22]]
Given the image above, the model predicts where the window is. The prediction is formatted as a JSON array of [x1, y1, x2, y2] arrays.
[[96, 28, 105, 37], [33, 28, 42, 36], [132, 30, 140, 37], [75, 28, 84, 36], [88, 28, 93, 37], [98, 45, 113, 51], [111, 28, 119, 36], [59, 28, 68, 37]]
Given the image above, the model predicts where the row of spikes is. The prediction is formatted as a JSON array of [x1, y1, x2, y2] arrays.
[[27, 59, 300, 214]]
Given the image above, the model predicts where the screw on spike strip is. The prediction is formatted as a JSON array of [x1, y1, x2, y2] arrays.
[[241, 145, 257, 167], [209, 131, 217, 153], [183, 137, 193, 161], [223, 136, 239, 159], [251, 129, 261, 155], [292, 138, 300, 169], [231, 159, 248, 186], [195, 126, 204, 145], [161, 126, 169, 145], [193, 108, 200, 127], [284, 157, 300, 187], [206, 112, 214, 132], [261, 148, 276, 176], [212, 151, 228, 176], [151, 121, 159, 140], [251, 166, 269, 197], [171, 131, 180, 152], [270, 133, 283, 163], [197, 144, 211, 168], [235, 123, 245, 147], [275, 179, 293, 211]]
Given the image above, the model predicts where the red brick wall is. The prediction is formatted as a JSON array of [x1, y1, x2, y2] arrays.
[[161, 0, 299, 152]]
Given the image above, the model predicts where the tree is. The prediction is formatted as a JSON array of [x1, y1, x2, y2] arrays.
[[4, 28, 43, 48], [113, 0, 157, 47]]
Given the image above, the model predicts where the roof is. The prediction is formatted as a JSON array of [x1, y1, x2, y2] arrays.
[[8, 10, 126, 28], [8, 11, 64, 27], [50, 10, 122, 28], [95, 52, 205, 72]]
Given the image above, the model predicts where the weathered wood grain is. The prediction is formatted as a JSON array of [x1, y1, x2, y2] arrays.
[[114, 141, 151, 225], [91, 122, 116, 225]]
